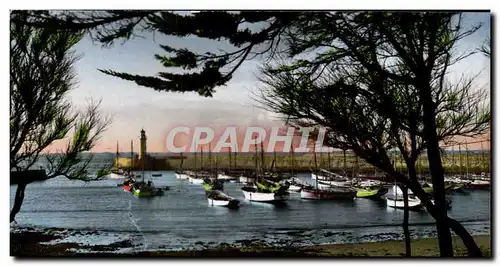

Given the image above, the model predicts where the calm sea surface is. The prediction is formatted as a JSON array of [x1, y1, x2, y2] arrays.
[[10, 171, 490, 252]]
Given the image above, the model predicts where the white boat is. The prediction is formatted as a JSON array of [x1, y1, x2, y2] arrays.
[[386, 196, 423, 210], [280, 177, 304, 192], [239, 175, 256, 184], [311, 169, 347, 180], [241, 186, 289, 202], [207, 190, 240, 207], [175, 172, 190, 180], [356, 180, 382, 187], [189, 176, 204, 184], [288, 184, 303, 192], [107, 172, 126, 179], [217, 173, 237, 181], [385, 185, 431, 210], [317, 179, 352, 188]]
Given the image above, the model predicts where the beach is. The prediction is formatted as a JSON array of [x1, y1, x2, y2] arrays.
[[11, 228, 490, 257]]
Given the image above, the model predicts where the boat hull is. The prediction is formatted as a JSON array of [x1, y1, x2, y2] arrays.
[[288, 185, 302, 192], [189, 177, 204, 184], [239, 176, 256, 184], [385, 197, 423, 210], [133, 189, 154, 197], [241, 187, 289, 202], [300, 188, 355, 200], [217, 174, 237, 181], [175, 173, 190, 180], [356, 187, 388, 199], [207, 191, 240, 207]]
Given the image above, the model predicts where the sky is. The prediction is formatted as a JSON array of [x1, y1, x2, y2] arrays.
[[48, 12, 491, 153]]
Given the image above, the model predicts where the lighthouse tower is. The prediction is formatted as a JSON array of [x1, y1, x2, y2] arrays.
[[139, 129, 147, 160]]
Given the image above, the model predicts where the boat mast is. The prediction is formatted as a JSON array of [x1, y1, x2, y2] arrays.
[[130, 140, 133, 176], [115, 141, 120, 169], [180, 152, 184, 172], [465, 139, 469, 178], [313, 142, 318, 171], [201, 145, 204, 172], [254, 137, 259, 180], [291, 144, 295, 178], [193, 139, 197, 174], [209, 142, 212, 177], [260, 140, 265, 174], [228, 146, 232, 174], [343, 149, 347, 177], [327, 150, 331, 171]]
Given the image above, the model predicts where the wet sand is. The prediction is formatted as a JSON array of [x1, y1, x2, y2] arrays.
[[11, 229, 490, 257]]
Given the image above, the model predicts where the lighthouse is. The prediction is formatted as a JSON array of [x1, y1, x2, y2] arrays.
[[139, 129, 147, 160]]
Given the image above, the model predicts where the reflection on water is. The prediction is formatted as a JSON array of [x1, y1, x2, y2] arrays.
[[10, 171, 490, 251]]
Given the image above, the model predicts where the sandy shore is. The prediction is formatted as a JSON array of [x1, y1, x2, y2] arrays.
[[10, 228, 491, 257]]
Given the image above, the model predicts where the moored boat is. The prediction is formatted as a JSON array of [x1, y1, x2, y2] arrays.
[[317, 179, 352, 189], [241, 186, 290, 202], [207, 190, 239, 208], [189, 176, 205, 185], [175, 171, 190, 180], [355, 186, 388, 199], [385, 196, 423, 210], [239, 175, 256, 184], [217, 173, 238, 181], [152, 173, 162, 177], [132, 181, 155, 197], [300, 186, 356, 200], [465, 179, 490, 189]]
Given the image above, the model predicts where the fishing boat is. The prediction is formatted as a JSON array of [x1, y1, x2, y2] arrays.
[[207, 190, 240, 208], [239, 175, 256, 184], [301, 186, 356, 200], [241, 186, 290, 202], [175, 171, 190, 180], [241, 140, 290, 203], [122, 179, 134, 192], [355, 186, 388, 199], [279, 177, 305, 192], [316, 179, 352, 189], [189, 175, 205, 185], [385, 185, 424, 211], [132, 181, 155, 197], [465, 179, 490, 189], [217, 173, 238, 181]]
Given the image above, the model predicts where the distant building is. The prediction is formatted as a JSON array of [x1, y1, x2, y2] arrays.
[[115, 129, 170, 171]]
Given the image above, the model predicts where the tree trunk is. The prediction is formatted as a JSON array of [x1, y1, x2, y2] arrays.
[[419, 83, 453, 257], [402, 184, 411, 256], [10, 183, 27, 223], [397, 172, 482, 256]]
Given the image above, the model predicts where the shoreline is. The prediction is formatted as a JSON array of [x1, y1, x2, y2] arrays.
[[10, 228, 491, 257]]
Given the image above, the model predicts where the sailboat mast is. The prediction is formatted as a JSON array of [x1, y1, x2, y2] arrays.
[[229, 146, 232, 173], [116, 141, 120, 169], [291, 144, 295, 178], [209, 143, 212, 176], [201, 146, 204, 171], [260, 141, 265, 173], [465, 140, 469, 178], [130, 140, 133, 175], [313, 142, 318, 171], [180, 152, 184, 171]]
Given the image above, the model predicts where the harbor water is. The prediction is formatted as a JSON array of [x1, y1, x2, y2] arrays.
[[10, 171, 491, 252]]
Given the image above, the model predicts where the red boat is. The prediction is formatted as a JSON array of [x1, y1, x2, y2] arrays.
[[300, 186, 356, 200], [123, 184, 132, 192]]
